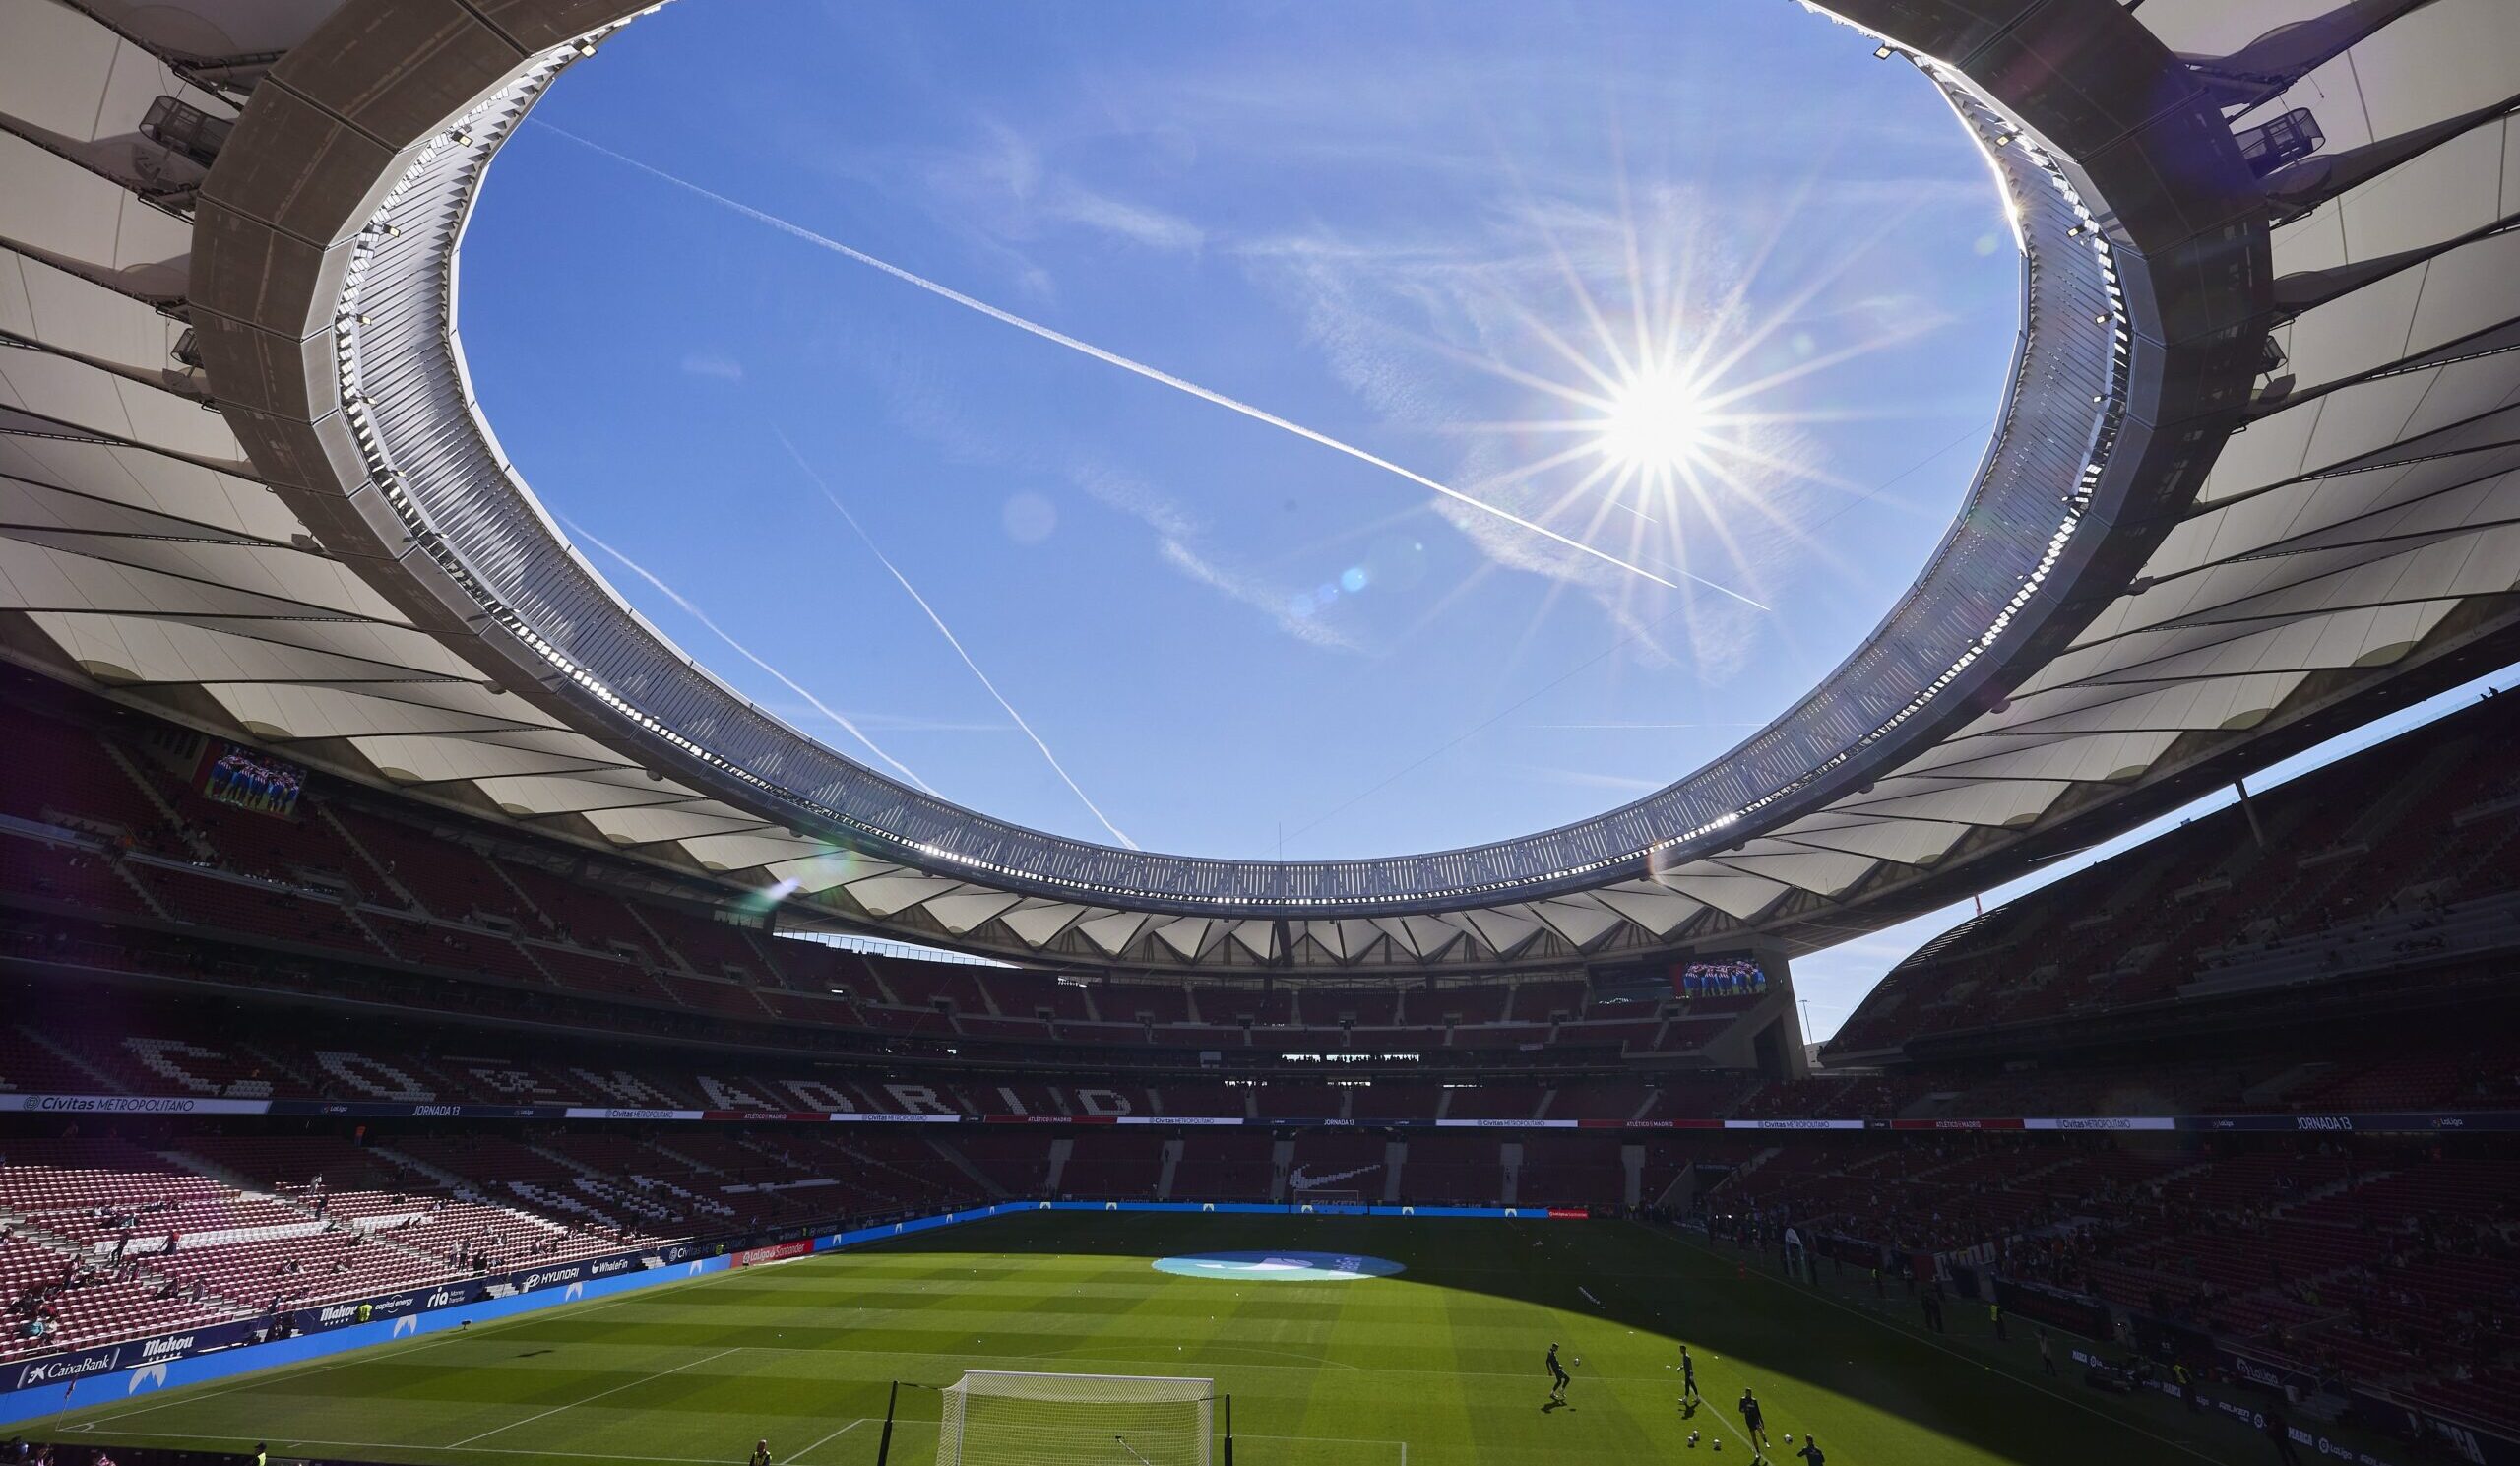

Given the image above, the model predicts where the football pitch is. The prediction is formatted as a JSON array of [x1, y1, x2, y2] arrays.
[[37, 1213, 2270, 1465]]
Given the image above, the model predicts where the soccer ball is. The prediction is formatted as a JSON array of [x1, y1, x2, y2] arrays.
[[1573, 1357, 1583, 1366]]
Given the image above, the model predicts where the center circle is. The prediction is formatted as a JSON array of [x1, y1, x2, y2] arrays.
[[1152, 1251, 1407, 1283]]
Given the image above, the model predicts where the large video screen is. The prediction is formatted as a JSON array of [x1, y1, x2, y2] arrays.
[[200, 743, 305, 819], [1673, 956, 1766, 997]]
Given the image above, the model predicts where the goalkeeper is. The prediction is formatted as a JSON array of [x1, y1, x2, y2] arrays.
[[1546, 1342, 1572, 1401]]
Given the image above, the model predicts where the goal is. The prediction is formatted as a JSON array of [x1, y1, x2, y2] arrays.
[[924, 1370, 1219, 1466]]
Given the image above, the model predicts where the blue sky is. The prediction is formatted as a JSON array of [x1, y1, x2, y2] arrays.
[[466, 0, 2019, 863], [449, 1, 2172, 1029], [461, 1, 2520, 1041]]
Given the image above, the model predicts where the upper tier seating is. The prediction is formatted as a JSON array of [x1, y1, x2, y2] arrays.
[[1832, 693, 2520, 1054]]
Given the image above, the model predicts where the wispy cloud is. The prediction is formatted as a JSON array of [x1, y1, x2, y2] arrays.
[[774, 429, 1138, 849], [1044, 187, 1205, 252], [536, 120, 1675, 591], [834, 112, 1211, 260], [759, 706, 1015, 734], [820, 325, 1343, 658], [1525, 721, 1765, 731], [679, 351, 744, 382], [1068, 460, 1364, 653], [1238, 179, 1904, 678], [1502, 763, 1665, 794], [554, 518, 935, 795]]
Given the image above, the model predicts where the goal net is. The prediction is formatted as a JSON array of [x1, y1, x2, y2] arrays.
[[936, 1370, 1214, 1466]]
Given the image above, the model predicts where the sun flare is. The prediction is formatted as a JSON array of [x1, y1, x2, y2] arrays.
[[1595, 368, 1711, 473]]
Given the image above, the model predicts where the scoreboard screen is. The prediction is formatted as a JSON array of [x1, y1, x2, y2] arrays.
[[1673, 956, 1766, 997], [1590, 955, 1771, 1002], [200, 742, 305, 819]]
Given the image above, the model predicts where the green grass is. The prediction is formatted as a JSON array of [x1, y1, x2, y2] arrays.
[[33, 1213, 2285, 1465]]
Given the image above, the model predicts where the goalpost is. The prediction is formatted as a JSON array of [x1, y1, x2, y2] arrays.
[[878, 1370, 1227, 1466]]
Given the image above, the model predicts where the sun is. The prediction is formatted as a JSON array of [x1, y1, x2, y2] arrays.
[[1594, 367, 1711, 473]]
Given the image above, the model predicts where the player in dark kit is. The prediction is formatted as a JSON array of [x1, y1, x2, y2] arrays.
[[1546, 1342, 1571, 1401], [1679, 1344, 1701, 1407], [1739, 1388, 1771, 1455], [1796, 1434, 1825, 1465], [748, 1440, 771, 1466]]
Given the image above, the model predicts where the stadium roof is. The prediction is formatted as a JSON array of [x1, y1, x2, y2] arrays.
[[4, 0, 2517, 974]]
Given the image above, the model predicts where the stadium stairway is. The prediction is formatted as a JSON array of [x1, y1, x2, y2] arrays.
[[2273, 1165, 2388, 1215], [642, 1141, 728, 1179], [314, 803, 416, 908], [925, 1138, 1010, 1200], [0, 1221, 256, 1353], [620, 905, 696, 976], [102, 743, 215, 864], [106, 857, 173, 922], [501, 1179, 623, 1233], [157, 1147, 275, 1197], [148, 1149, 502, 1292], [16, 1026, 122, 1092], [361, 1146, 472, 1192], [520, 1141, 601, 1179]]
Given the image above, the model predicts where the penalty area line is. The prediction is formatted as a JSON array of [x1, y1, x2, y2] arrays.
[[64, 1430, 744, 1466], [785, 1417, 866, 1464], [62, 1319, 487, 1432], [447, 1345, 743, 1447], [57, 1259, 729, 1434], [1238, 1432, 1408, 1464]]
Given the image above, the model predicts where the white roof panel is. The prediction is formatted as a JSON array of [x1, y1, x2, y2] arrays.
[[1, 0, 2510, 973]]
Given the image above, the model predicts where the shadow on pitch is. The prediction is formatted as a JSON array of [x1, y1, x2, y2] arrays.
[[828, 1207, 2272, 1466]]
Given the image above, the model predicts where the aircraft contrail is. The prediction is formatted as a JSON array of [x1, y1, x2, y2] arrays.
[[535, 122, 1680, 591], [774, 430, 1139, 850], [558, 518, 937, 797]]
